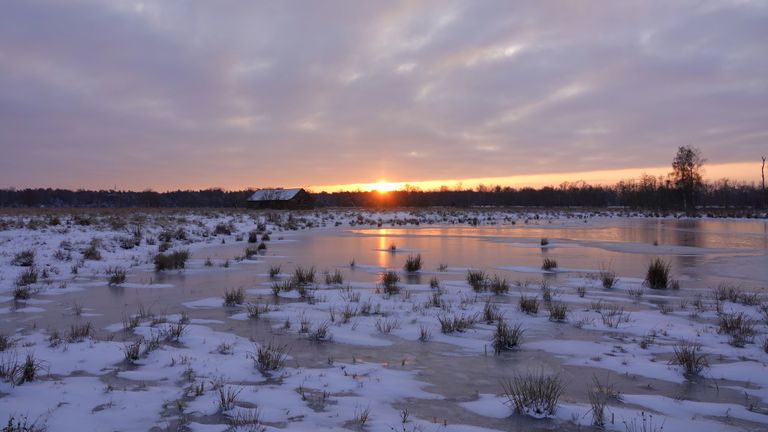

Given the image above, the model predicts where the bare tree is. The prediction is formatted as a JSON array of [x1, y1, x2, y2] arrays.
[[762, 156, 766, 209], [671, 146, 705, 211]]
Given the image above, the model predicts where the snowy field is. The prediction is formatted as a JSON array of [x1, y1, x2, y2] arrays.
[[1, 208, 767, 432]]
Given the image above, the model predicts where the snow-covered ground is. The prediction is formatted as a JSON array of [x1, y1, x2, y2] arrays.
[[1, 209, 767, 431]]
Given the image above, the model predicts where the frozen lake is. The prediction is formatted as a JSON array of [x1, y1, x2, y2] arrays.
[[1, 210, 767, 431]]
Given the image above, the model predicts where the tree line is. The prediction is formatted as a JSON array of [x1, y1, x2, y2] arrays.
[[1, 147, 766, 212]]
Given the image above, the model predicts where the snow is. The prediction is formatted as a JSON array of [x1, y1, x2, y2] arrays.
[[1, 209, 767, 431]]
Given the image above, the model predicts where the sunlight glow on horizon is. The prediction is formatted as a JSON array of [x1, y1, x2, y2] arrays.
[[306, 161, 763, 193]]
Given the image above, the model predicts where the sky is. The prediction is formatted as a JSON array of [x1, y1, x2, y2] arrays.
[[0, 0, 766, 192]]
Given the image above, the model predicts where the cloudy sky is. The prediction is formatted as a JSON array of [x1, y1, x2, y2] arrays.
[[1, 0, 766, 191]]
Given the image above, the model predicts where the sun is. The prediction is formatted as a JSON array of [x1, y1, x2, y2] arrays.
[[371, 180, 399, 193]]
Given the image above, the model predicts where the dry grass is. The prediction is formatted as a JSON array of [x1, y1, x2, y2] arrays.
[[223, 288, 246, 306], [670, 340, 708, 376], [492, 321, 524, 355], [500, 371, 565, 417], [645, 257, 671, 289]]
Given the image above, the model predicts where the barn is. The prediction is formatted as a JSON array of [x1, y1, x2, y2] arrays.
[[246, 188, 314, 209]]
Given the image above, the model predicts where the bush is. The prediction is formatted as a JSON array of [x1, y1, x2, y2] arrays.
[[154, 250, 190, 271], [107, 267, 127, 286], [82, 239, 102, 261], [223, 288, 246, 306], [293, 266, 316, 285], [214, 222, 233, 235], [67, 322, 92, 343], [11, 250, 35, 267], [541, 258, 558, 271], [548, 303, 568, 322], [247, 230, 259, 243], [381, 271, 400, 295], [268, 265, 281, 279], [323, 269, 343, 285], [501, 371, 565, 417], [252, 341, 289, 374], [403, 254, 422, 272], [437, 313, 478, 333], [645, 257, 671, 289], [717, 312, 756, 347], [519, 295, 539, 315], [15, 267, 38, 287], [493, 321, 524, 354], [599, 268, 617, 289], [670, 340, 708, 376], [488, 275, 509, 294], [466, 270, 487, 292]]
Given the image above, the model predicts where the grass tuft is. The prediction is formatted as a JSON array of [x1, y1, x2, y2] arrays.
[[670, 340, 708, 376], [645, 257, 671, 289], [541, 257, 558, 271], [403, 254, 422, 272], [519, 295, 539, 315], [492, 321, 524, 355], [154, 250, 189, 271], [223, 288, 246, 306], [500, 371, 565, 417], [252, 341, 289, 374]]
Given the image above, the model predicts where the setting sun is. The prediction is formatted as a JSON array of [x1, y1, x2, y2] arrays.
[[371, 180, 401, 193]]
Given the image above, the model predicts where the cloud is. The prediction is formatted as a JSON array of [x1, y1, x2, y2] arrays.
[[0, 0, 766, 190]]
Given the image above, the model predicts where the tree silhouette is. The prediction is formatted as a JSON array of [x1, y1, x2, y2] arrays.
[[671, 146, 705, 211]]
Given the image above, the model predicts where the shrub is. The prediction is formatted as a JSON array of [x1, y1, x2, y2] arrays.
[[246, 303, 270, 319], [12, 286, 31, 301], [547, 303, 568, 322], [588, 375, 622, 427], [268, 265, 281, 279], [670, 340, 708, 376], [493, 321, 524, 354], [154, 250, 189, 271], [519, 295, 539, 315], [437, 313, 478, 333], [252, 341, 289, 373], [247, 230, 259, 243], [0, 334, 16, 352], [244, 246, 259, 259], [82, 239, 102, 261], [15, 267, 38, 287], [482, 300, 503, 323], [541, 258, 558, 271], [429, 276, 440, 290], [375, 318, 400, 334], [107, 267, 127, 286], [403, 254, 422, 272], [600, 304, 631, 328], [501, 371, 565, 417], [123, 339, 142, 362], [381, 271, 400, 295], [217, 386, 242, 412], [293, 266, 316, 285], [214, 222, 233, 236], [308, 321, 332, 342], [717, 312, 756, 347], [325, 269, 344, 285], [540, 238, 549, 246], [599, 268, 617, 289], [645, 257, 671, 289], [466, 270, 487, 292], [3, 414, 46, 432], [223, 288, 245, 306], [488, 275, 509, 294], [11, 250, 35, 267], [67, 322, 92, 343]]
